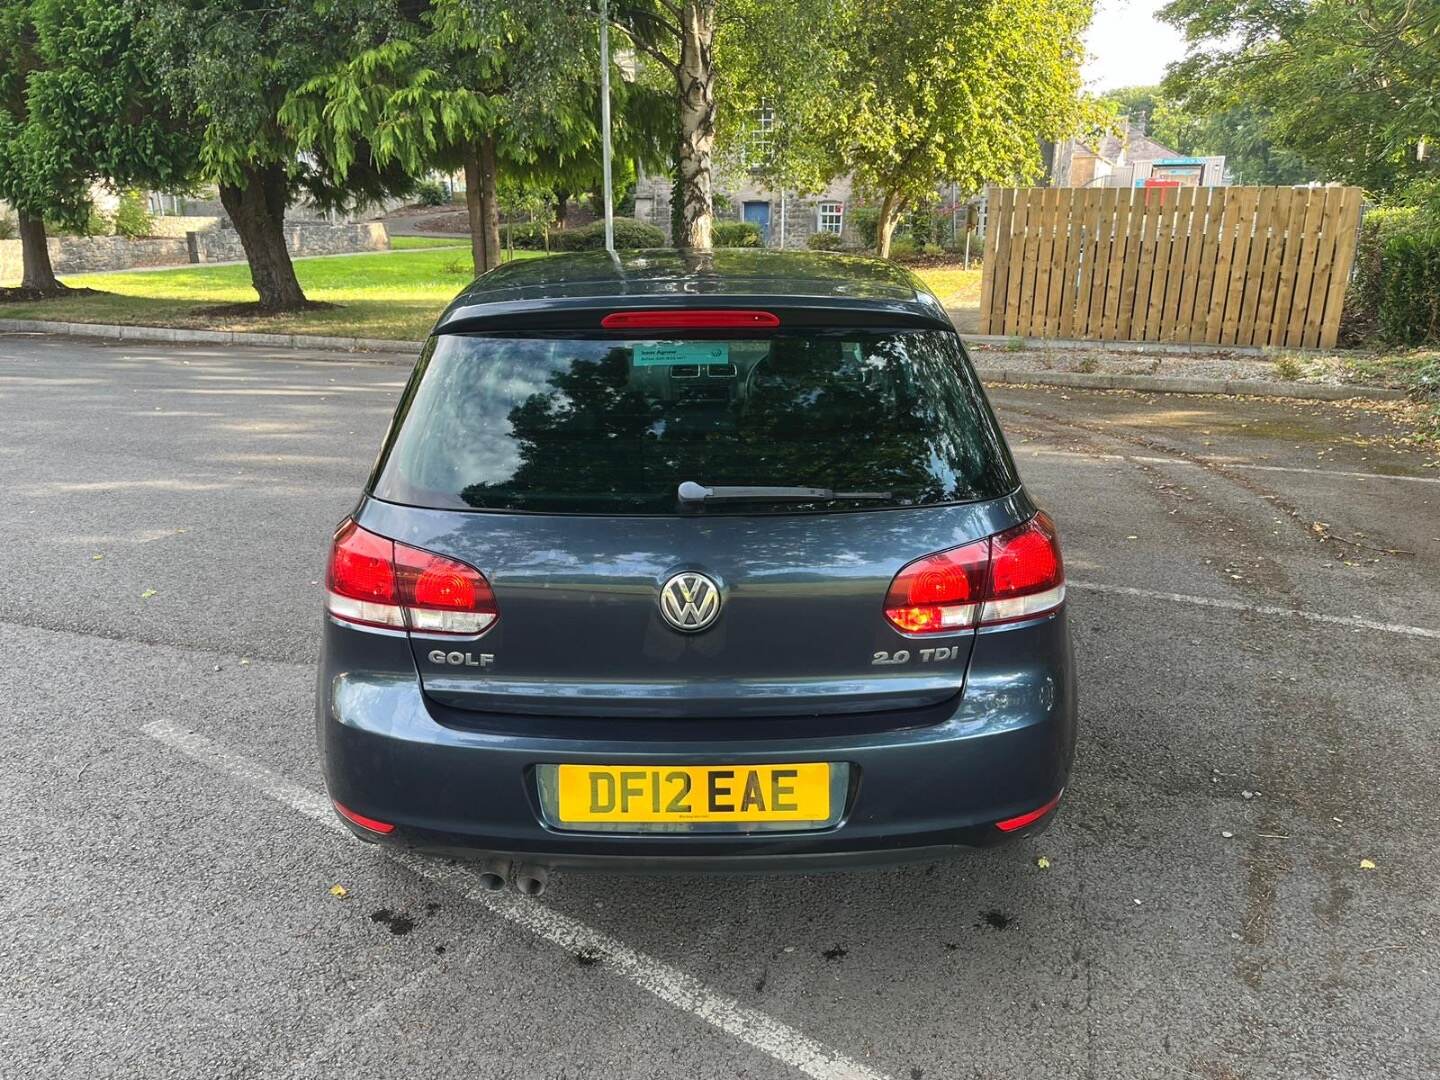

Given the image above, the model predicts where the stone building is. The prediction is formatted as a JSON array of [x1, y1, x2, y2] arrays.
[[1049, 123, 1226, 189], [632, 170, 862, 249]]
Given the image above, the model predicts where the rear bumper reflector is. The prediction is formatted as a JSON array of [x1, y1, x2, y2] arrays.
[[995, 790, 1063, 832], [333, 800, 397, 834]]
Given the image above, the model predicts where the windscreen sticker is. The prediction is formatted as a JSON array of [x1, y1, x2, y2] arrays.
[[632, 342, 731, 367]]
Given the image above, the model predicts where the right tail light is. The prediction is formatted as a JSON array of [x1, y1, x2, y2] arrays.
[[884, 512, 1065, 634]]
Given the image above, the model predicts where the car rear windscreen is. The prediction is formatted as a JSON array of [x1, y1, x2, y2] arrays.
[[370, 331, 1017, 514]]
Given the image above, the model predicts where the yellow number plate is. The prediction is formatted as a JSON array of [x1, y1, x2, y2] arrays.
[[554, 763, 832, 825]]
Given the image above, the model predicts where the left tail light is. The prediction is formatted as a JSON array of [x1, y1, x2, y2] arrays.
[[326, 519, 497, 635], [884, 512, 1065, 634]]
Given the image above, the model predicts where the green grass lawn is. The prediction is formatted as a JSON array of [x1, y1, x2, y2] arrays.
[[0, 246, 540, 341], [0, 246, 980, 341], [914, 265, 982, 332], [389, 234, 468, 250]]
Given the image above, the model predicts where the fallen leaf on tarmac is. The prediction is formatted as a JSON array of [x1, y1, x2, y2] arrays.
[[329, 884, 349, 898], [1360, 859, 1377, 871], [1036, 856, 1051, 869], [140, 589, 157, 599], [92, 554, 104, 561]]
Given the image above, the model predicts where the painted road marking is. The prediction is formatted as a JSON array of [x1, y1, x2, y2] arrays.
[[140, 719, 890, 1080], [1071, 582, 1440, 640], [1015, 448, 1440, 486]]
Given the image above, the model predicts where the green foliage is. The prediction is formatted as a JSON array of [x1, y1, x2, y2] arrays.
[[851, 207, 880, 249], [886, 236, 918, 260], [143, 0, 411, 212], [503, 221, 551, 249], [0, 0, 91, 229], [818, 0, 1100, 252], [552, 217, 665, 251], [284, 1, 672, 209], [0, 214, 14, 240], [416, 180, 448, 207], [1273, 354, 1302, 381], [712, 221, 760, 247], [48, 207, 110, 236], [714, 0, 843, 195], [1378, 229, 1440, 347], [806, 231, 845, 251], [1343, 207, 1433, 345], [1099, 84, 1312, 186], [1161, 0, 1439, 195], [944, 232, 984, 261], [112, 190, 154, 239]]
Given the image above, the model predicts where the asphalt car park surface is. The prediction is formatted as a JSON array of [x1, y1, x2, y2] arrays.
[[2, 331, 1437, 1080]]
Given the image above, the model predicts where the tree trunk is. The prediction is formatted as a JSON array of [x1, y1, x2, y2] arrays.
[[876, 189, 904, 259], [464, 138, 503, 274], [674, 0, 717, 250], [218, 165, 307, 312], [463, 149, 485, 274], [18, 212, 63, 294], [479, 135, 502, 268]]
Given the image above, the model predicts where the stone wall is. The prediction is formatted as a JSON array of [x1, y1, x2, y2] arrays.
[[190, 222, 389, 263], [1, 222, 390, 285], [146, 215, 222, 239], [1, 236, 190, 283]]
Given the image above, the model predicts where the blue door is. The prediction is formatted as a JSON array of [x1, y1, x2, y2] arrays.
[[742, 201, 771, 244]]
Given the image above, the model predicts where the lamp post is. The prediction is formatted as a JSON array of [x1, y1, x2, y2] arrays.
[[600, 0, 616, 254]]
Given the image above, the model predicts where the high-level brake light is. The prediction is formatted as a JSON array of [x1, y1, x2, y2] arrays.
[[883, 512, 1065, 634], [326, 520, 498, 635], [600, 309, 781, 330]]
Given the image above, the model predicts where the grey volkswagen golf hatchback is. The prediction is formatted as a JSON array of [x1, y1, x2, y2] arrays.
[[318, 248, 1075, 890]]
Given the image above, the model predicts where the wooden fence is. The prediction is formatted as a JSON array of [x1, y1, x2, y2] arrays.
[[979, 185, 1364, 348]]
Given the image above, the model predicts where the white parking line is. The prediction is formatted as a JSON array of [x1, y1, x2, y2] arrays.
[[1015, 448, 1440, 486], [1071, 582, 1440, 640], [140, 719, 890, 1080]]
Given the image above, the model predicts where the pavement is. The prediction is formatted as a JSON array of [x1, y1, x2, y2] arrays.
[[382, 208, 471, 238], [2, 331, 1438, 1080]]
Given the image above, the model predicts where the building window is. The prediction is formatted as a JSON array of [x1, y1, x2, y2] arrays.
[[743, 105, 775, 168], [817, 201, 844, 235]]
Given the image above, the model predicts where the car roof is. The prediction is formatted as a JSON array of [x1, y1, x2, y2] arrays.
[[433, 248, 954, 334]]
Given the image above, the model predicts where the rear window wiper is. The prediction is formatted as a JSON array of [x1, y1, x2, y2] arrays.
[[677, 480, 893, 504]]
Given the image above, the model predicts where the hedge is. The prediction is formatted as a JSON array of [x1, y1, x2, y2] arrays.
[[712, 221, 760, 247], [1378, 228, 1440, 346], [1343, 205, 1440, 346], [552, 217, 666, 251], [503, 221, 550, 249]]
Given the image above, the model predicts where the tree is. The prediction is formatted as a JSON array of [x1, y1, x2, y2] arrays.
[[140, 0, 413, 311], [0, 0, 85, 294], [471, 0, 813, 251], [1099, 85, 1313, 186], [286, 0, 671, 274], [1161, 0, 1440, 196], [711, 0, 839, 199], [818, 0, 1099, 257], [600, 2, 719, 250]]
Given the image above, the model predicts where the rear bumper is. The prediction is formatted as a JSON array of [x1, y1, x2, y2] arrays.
[[318, 612, 1077, 871]]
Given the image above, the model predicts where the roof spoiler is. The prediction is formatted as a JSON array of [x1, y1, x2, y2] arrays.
[[434, 296, 954, 335]]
